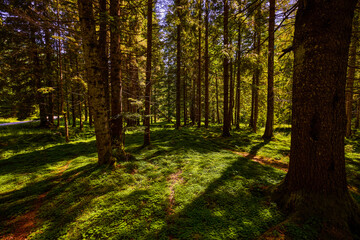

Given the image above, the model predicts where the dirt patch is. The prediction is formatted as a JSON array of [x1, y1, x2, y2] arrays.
[[167, 170, 184, 215], [229, 150, 289, 172], [0, 160, 72, 239]]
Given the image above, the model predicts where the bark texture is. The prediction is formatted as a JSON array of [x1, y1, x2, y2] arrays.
[[176, 0, 181, 129], [346, 12, 359, 138], [110, 0, 125, 156], [272, 0, 360, 236], [144, 0, 153, 146], [222, 0, 231, 137], [263, 0, 275, 139], [78, 0, 113, 165]]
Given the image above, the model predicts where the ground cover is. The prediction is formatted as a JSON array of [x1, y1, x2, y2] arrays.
[[0, 122, 359, 239]]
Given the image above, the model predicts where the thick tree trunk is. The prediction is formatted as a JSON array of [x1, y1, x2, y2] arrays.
[[99, 0, 110, 117], [78, 0, 113, 165], [263, 0, 275, 140], [110, 0, 126, 157], [176, 0, 181, 129], [272, 0, 360, 236], [356, 97, 360, 129], [204, 0, 209, 128], [144, 0, 152, 146], [222, 0, 231, 137], [346, 13, 359, 138]]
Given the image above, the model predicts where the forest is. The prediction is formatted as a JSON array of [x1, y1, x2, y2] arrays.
[[1, 0, 360, 239]]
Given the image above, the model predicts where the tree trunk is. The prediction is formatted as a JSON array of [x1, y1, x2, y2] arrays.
[[99, 0, 110, 117], [356, 97, 360, 129], [176, 0, 182, 129], [204, 0, 209, 128], [44, 27, 54, 125], [216, 77, 220, 124], [110, 0, 126, 157], [222, 0, 230, 137], [263, 0, 275, 140], [144, 0, 152, 146], [72, 93, 76, 127], [346, 12, 359, 138], [229, 59, 234, 128], [272, 0, 360, 236], [235, 21, 241, 130], [78, 0, 113, 165], [197, 0, 202, 128]]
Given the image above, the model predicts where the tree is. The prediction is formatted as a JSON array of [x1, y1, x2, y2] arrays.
[[77, 0, 113, 165], [204, 0, 209, 128], [272, 0, 360, 236], [175, 0, 182, 129], [222, 0, 231, 137], [144, 0, 153, 146], [346, 11, 359, 138], [110, 0, 125, 157], [263, 0, 275, 140]]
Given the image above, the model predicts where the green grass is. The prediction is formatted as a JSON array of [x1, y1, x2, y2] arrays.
[[0, 121, 359, 239], [0, 117, 38, 124]]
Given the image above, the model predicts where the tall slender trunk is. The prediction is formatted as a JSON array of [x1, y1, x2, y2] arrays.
[[250, 7, 261, 133], [263, 0, 275, 139], [176, 0, 182, 129], [345, 12, 359, 137], [356, 97, 360, 129], [204, 0, 209, 128], [183, 76, 187, 125], [78, 0, 113, 165], [44, 27, 54, 125], [216, 77, 220, 124], [235, 20, 242, 130], [197, 0, 202, 127], [229, 59, 234, 127], [99, 0, 110, 116], [222, 0, 230, 137], [144, 0, 153, 146], [110, 0, 125, 155]]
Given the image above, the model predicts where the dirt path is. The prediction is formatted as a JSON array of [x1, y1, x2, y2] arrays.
[[167, 170, 184, 216], [228, 149, 289, 172], [1, 160, 72, 240]]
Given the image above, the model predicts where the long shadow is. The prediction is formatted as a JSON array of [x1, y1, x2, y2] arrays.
[[0, 163, 102, 236], [156, 155, 286, 239], [0, 140, 97, 176]]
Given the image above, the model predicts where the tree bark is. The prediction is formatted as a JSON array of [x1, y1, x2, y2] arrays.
[[197, 0, 202, 128], [346, 12, 359, 138], [110, 0, 125, 157], [272, 0, 360, 236], [99, 0, 110, 117], [78, 0, 113, 165], [144, 0, 153, 146], [204, 0, 209, 128], [222, 0, 231, 137], [235, 20, 241, 130], [176, 0, 182, 129], [263, 0, 275, 140]]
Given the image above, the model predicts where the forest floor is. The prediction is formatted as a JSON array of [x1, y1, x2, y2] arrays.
[[0, 121, 359, 239]]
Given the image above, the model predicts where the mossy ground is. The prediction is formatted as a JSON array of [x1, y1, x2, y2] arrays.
[[0, 121, 359, 239]]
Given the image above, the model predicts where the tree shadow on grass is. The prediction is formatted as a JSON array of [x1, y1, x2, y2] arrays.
[[157, 156, 286, 239], [0, 141, 97, 176], [0, 162, 102, 237]]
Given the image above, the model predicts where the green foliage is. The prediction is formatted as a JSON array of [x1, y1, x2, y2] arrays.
[[1, 122, 360, 239]]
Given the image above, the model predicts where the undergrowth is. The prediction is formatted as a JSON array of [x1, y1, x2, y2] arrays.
[[0, 121, 359, 239]]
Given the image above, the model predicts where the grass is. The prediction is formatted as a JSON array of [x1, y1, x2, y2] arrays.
[[0, 121, 359, 239], [0, 116, 38, 124]]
